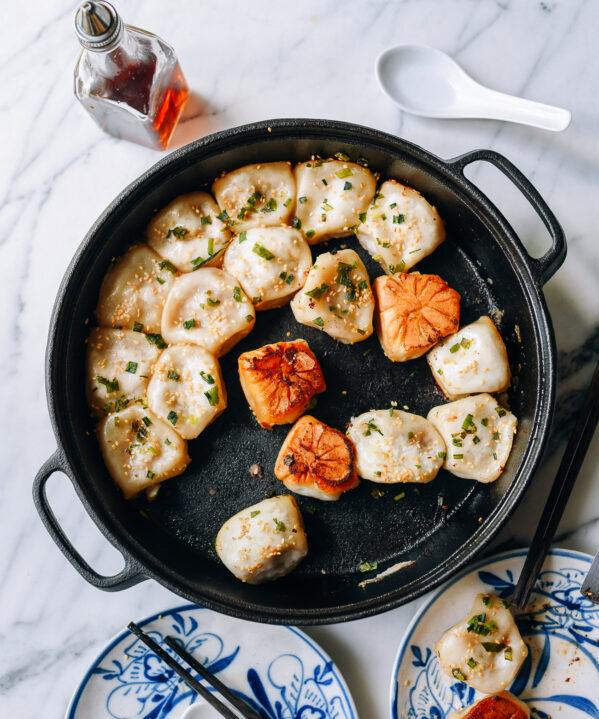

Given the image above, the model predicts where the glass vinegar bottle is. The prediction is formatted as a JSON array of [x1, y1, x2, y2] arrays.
[[74, 1, 189, 150]]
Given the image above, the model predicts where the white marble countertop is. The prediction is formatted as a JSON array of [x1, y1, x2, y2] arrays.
[[1, 1, 598, 717]]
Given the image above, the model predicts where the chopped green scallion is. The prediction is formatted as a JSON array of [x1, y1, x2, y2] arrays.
[[159, 260, 178, 274], [452, 668, 466, 682], [146, 333, 167, 349], [166, 226, 188, 239], [466, 613, 498, 636], [253, 243, 275, 260], [97, 376, 119, 393], [363, 420, 382, 436], [462, 414, 476, 432], [204, 386, 219, 406], [305, 283, 329, 299], [192, 249, 224, 268], [482, 642, 508, 653], [262, 198, 278, 213]]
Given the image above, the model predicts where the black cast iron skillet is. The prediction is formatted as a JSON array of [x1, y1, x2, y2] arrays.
[[33, 119, 566, 624]]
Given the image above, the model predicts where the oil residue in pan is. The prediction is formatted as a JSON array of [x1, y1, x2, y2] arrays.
[[138, 230, 510, 579]]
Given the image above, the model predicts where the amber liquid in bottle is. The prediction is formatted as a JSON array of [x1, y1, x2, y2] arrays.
[[75, 24, 189, 149]]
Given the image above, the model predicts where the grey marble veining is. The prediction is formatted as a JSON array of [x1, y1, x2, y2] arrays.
[[1, 1, 598, 718]]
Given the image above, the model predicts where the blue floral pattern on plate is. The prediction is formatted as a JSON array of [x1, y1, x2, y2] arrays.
[[66, 605, 356, 719], [390, 549, 599, 718]]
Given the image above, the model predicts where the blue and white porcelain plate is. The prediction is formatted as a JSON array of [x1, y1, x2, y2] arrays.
[[66, 604, 357, 719], [390, 548, 599, 719]]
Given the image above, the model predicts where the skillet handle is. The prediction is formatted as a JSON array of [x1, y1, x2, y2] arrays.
[[448, 149, 567, 285], [33, 450, 146, 591]]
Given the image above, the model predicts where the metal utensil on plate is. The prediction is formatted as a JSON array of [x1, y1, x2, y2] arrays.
[[128, 622, 261, 719], [510, 361, 599, 610]]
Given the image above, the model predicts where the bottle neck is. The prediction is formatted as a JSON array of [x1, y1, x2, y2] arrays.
[[84, 26, 139, 77]]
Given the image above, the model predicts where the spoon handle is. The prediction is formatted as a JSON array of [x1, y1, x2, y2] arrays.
[[465, 84, 571, 132]]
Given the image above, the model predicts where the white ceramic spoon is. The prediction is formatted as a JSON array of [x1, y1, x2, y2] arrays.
[[376, 44, 571, 131]]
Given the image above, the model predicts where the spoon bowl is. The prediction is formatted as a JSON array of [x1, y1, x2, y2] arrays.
[[376, 44, 571, 131]]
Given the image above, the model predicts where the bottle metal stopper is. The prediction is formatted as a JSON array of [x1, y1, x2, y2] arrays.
[[75, 1, 123, 51]]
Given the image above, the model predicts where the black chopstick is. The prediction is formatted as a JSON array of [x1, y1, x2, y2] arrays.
[[511, 361, 599, 610], [127, 622, 241, 719], [164, 636, 262, 719]]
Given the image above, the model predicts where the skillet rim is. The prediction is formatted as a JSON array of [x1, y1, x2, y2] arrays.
[[40, 118, 561, 624]]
